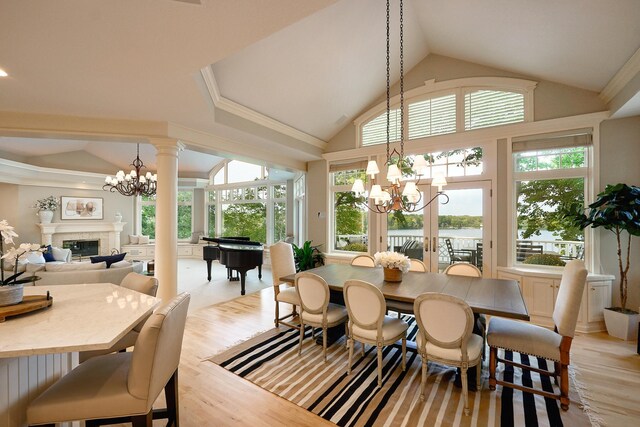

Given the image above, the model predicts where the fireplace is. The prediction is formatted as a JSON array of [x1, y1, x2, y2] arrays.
[[62, 239, 100, 257]]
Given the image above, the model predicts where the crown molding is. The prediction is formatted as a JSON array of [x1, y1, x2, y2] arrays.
[[600, 47, 640, 104], [200, 65, 327, 149]]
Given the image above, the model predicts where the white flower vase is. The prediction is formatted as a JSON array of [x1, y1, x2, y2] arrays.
[[38, 210, 54, 224], [0, 283, 24, 307], [114, 212, 122, 223]]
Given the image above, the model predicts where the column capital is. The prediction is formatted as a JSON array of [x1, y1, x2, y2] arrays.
[[147, 138, 185, 155]]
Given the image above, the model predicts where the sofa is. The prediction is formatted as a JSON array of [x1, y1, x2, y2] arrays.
[[27, 260, 144, 287]]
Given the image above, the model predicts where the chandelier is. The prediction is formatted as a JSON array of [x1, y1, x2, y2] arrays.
[[351, 0, 448, 213], [103, 144, 157, 197]]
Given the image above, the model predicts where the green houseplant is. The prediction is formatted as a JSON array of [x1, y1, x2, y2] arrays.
[[291, 241, 324, 272], [565, 183, 640, 339]]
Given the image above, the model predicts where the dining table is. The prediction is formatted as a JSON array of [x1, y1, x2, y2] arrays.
[[280, 263, 529, 320], [0, 283, 161, 427]]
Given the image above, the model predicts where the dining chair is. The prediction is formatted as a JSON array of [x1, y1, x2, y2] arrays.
[[79, 272, 159, 363], [445, 238, 473, 264], [386, 258, 427, 317], [350, 254, 376, 267], [269, 242, 300, 329], [295, 272, 348, 362], [343, 279, 408, 387], [27, 293, 191, 427], [414, 292, 482, 416], [488, 260, 587, 410]]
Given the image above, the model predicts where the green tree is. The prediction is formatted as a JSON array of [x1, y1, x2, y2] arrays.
[[222, 203, 267, 243]]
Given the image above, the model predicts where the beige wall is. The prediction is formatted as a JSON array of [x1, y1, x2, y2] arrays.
[[306, 159, 328, 248], [599, 116, 640, 311]]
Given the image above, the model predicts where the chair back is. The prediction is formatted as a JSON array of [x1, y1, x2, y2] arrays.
[[414, 293, 473, 352], [443, 263, 481, 277], [128, 293, 190, 406], [269, 242, 296, 287], [409, 259, 427, 272], [120, 272, 159, 297], [295, 272, 329, 315], [445, 239, 455, 258], [350, 254, 375, 267], [553, 260, 587, 337], [344, 280, 385, 332]]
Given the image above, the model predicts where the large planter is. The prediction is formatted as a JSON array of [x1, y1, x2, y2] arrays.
[[0, 284, 24, 307], [38, 210, 54, 224], [603, 308, 640, 340], [383, 267, 403, 282]]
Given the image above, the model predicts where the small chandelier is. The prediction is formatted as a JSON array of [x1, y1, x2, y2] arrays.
[[103, 144, 157, 197], [351, 0, 448, 213]]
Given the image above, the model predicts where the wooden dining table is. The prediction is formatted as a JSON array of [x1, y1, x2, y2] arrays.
[[281, 263, 529, 320]]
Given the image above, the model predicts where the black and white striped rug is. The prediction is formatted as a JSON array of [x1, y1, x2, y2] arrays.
[[210, 318, 591, 426]]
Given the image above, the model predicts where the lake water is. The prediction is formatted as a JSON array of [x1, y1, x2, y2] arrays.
[[389, 228, 560, 241]]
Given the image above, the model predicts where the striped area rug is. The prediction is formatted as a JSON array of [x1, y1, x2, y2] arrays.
[[209, 317, 592, 427]]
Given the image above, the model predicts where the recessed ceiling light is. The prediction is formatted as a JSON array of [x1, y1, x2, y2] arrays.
[[0, 68, 8, 77]]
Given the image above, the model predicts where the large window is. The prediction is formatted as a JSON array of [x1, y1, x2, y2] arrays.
[[330, 164, 368, 252], [177, 190, 193, 240], [465, 90, 524, 130], [513, 132, 591, 266], [141, 195, 156, 239]]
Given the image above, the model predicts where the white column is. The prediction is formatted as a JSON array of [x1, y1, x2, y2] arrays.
[[150, 139, 183, 304]]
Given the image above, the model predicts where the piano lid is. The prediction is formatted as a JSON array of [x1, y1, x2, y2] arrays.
[[219, 242, 264, 251]]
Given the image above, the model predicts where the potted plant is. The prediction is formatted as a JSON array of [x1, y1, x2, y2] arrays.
[[32, 196, 60, 223], [291, 241, 324, 272], [565, 183, 640, 340], [0, 220, 44, 306]]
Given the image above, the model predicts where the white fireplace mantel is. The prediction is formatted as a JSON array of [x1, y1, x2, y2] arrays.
[[38, 222, 126, 255]]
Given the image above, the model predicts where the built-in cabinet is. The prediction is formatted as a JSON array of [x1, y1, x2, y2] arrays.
[[121, 243, 205, 260], [496, 267, 613, 333]]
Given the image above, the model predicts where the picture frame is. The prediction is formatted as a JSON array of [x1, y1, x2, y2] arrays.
[[61, 196, 104, 220]]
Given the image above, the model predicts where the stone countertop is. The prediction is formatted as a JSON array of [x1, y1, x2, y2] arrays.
[[0, 283, 160, 358]]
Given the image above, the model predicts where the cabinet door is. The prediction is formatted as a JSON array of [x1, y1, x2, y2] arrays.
[[525, 277, 556, 318], [177, 246, 193, 257], [588, 282, 610, 323]]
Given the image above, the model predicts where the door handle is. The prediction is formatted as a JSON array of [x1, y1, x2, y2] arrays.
[[432, 237, 437, 253], [423, 238, 429, 252]]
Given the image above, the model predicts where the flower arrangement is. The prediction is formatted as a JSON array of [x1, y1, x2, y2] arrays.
[[32, 196, 60, 211], [374, 251, 411, 273], [0, 219, 44, 286]]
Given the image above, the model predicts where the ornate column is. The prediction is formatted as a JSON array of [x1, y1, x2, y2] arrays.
[[150, 138, 184, 304]]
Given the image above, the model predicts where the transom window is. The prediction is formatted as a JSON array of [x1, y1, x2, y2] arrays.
[[464, 90, 524, 130]]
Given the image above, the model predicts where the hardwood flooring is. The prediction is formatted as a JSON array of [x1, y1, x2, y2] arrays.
[[143, 287, 639, 426]]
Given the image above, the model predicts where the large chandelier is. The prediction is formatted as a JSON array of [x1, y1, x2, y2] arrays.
[[103, 144, 157, 197], [351, 0, 448, 213]]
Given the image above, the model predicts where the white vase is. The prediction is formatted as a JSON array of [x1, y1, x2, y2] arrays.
[[603, 308, 640, 340], [114, 212, 122, 223], [38, 210, 54, 224], [0, 284, 24, 307]]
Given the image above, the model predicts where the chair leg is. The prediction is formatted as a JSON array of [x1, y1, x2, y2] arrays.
[[560, 363, 569, 410], [489, 346, 497, 391], [401, 335, 406, 371], [420, 355, 427, 401], [554, 361, 561, 385], [311, 326, 316, 339], [274, 300, 280, 327], [347, 338, 354, 375], [461, 367, 470, 416], [131, 411, 153, 427], [361, 342, 365, 357], [298, 321, 305, 356], [376, 344, 383, 387], [476, 361, 482, 389], [165, 370, 180, 427], [322, 326, 328, 362]]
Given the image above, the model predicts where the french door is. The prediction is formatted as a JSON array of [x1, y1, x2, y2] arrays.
[[384, 181, 492, 276]]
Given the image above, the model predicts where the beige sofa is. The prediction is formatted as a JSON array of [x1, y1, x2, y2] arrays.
[[27, 261, 144, 286]]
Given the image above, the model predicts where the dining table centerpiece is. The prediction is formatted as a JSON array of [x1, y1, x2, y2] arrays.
[[0, 220, 45, 306], [374, 251, 411, 282]]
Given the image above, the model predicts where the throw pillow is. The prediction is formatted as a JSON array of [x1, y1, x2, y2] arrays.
[[43, 245, 56, 262], [90, 253, 127, 268], [138, 235, 150, 244], [129, 234, 139, 244], [51, 247, 72, 262], [26, 252, 46, 264], [110, 260, 132, 269]]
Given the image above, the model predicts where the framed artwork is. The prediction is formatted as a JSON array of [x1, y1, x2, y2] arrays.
[[61, 196, 104, 220]]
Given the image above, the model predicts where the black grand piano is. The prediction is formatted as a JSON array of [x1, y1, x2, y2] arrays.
[[202, 236, 263, 295]]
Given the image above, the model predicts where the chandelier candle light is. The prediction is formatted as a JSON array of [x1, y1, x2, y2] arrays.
[[351, 0, 448, 213], [103, 144, 157, 197]]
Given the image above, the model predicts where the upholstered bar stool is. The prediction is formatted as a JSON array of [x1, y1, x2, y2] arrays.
[[488, 260, 587, 410], [269, 242, 300, 329], [79, 272, 159, 363], [27, 293, 190, 427]]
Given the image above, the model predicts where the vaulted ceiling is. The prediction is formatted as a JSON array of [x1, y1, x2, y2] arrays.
[[1, 0, 639, 174]]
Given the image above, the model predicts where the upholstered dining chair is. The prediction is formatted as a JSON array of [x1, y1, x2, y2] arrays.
[[350, 254, 376, 267], [488, 260, 588, 410], [386, 259, 427, 318], [269, 242, 300, 329], [27, 293, 191, 427], [79, 272, 159, 363], [343, 280, 408, 387], [295, 272, 348, 362], [414, 293, 483, 416]]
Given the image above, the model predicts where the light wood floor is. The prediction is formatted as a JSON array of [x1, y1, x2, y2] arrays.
[[152, 287, 639, 426]]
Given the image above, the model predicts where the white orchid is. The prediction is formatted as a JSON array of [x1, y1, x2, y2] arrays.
[[1, 243, 43, 260], [374, 251, 411, 273], [0, 219, 18, 244]]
